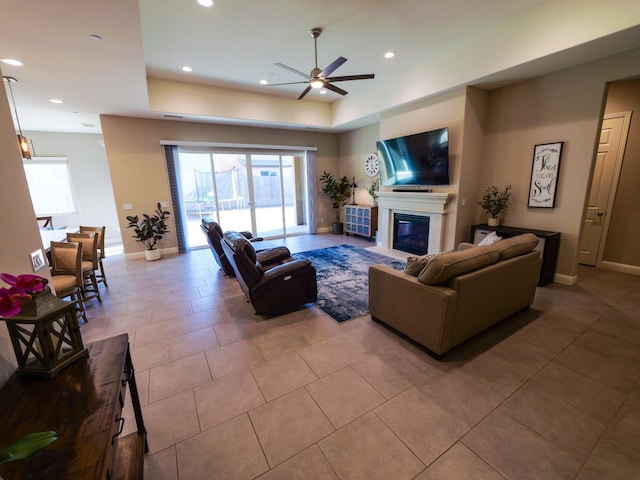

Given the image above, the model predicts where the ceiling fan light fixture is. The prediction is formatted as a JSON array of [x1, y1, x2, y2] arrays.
[[310, 79, 324, 89], [1, 58, 23, 66]]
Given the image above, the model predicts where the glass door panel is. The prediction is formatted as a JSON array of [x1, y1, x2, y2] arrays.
[[213, 153, 251, 233], [252, 154, 285, 237], [178, 152, 215, 249]]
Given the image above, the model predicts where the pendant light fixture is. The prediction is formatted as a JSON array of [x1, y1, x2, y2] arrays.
[[3, 76, 32, 159]]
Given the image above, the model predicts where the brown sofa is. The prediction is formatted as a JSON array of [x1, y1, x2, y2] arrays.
[[221, 231, 318, 316], [368, 233, 542, 357]]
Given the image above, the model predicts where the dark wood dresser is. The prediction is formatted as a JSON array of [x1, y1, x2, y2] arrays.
[[470, 224, 561, 286], [0, 334, 147, 479]]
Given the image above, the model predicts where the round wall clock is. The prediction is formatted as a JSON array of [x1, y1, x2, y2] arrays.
[[364, 153, 380, 177]]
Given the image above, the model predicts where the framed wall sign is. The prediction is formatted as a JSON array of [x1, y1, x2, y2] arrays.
[[30, 249, 46, 272], [528, 142, 563, 208]]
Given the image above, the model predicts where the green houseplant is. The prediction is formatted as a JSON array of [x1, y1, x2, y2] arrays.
[[478, 184, 512, 226], [126, 203, 171, 260], [367, 177, 380, 205], [319, 171, 351, 234]]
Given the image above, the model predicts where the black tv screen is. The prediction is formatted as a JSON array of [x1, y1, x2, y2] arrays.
[[376, 127, 449, 186]]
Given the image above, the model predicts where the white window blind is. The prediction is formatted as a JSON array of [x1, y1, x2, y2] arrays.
[[23, 158, 79, 215]]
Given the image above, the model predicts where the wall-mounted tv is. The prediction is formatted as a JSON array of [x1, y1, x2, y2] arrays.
[[376, 127, 449, 187]]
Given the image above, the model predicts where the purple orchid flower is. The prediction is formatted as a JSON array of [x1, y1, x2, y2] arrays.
[[0, 287, 26, 317], [0, 274, 48, 294], [0, 274, 48, 317]]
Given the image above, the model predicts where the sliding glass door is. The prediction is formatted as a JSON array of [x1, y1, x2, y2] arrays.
[[176, 148, 309, 249]]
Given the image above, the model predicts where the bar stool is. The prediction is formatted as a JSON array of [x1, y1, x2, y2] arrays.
[[49, 241, 87, 323], [79, 226, 108, 287], [66, 232, 102, 304]]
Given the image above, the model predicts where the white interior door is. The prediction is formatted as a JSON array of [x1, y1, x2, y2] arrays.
[[578, 113, 630, 265]]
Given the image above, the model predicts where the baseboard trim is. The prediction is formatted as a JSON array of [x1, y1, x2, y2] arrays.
[[124, 246, 179, 260], [554, 273, 577, 286], [600, 261, 640, 276]]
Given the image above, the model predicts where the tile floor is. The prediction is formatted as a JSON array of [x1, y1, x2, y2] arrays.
[[79, 234, 640, 480]]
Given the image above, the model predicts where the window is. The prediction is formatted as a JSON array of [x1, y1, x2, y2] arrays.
[[23, 157, 79, 215]]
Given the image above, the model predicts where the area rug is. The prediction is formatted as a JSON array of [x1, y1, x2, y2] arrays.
[[293, 244, 405, 322]]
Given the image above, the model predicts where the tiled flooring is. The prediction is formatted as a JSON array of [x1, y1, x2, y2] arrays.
[[79, 234, 640, 479]]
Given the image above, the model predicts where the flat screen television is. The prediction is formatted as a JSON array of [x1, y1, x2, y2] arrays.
[[376, 127, 449, 187]]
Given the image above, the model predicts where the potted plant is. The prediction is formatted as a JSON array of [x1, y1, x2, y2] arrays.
[[126, 203, 171, 260], [478, 184, 512, 226], [319, 171, 352, 234], [367, 177, 380, 206]]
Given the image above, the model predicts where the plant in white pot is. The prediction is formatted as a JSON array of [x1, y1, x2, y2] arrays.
[[126, 203, 171, 260], [478, 184, 512, 226], [367, 177, 380, 206], [319, 171, 351, 234]]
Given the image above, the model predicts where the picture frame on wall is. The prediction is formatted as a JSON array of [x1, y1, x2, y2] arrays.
[[528, 141, 563, 208], [30, 249, 46, 272]]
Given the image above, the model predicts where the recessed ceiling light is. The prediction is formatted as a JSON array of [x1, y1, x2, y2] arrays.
[[320, 90, 327, 95], [259, 79, 268, 85], [197, 0, 214, 6], [1, 58, 23, 66], [384, 51, 395, 59], [49, 99, 63, 104], [182, 66, 193, 72]]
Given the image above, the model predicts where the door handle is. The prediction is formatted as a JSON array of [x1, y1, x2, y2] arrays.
[[597, 212, 604, 216]]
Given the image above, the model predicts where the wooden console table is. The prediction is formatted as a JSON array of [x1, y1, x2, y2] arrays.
[[0, 334, 147, 479], [470, 224, 561, 286]]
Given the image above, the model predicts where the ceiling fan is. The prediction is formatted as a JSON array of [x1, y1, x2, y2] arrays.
[[267, 28, 375, 100]]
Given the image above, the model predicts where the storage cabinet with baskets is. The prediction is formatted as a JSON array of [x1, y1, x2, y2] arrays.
[[344, 205, 378, 241]]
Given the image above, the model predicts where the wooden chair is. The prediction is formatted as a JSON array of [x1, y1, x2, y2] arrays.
[[37, 216, 53, 229], [66, 232, 102, 304], [49, 241, 87, 323], [79, 226, 107, 287]]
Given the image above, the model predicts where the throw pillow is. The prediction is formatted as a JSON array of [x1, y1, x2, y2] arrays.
[[404, 253, 438, 276], [477, 231, 502, 246]]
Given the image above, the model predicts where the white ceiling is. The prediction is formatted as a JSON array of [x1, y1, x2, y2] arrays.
[[1, 0, 640, 135]]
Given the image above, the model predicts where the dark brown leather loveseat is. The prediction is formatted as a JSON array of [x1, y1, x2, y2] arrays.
[[221, 231, 318, 316]]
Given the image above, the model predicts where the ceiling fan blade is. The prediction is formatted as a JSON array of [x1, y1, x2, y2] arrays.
[[325, 74, 375, 82], [275, 63, 309, 80], [324, 83, 348, 96], [265, 81, 310, 86], [321, 56, 347, 78], [297, 85, 312, 100]]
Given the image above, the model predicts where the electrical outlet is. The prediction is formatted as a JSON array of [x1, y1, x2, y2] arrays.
[[461, 198, 467, 206], [122, 203, 133, 210], [160, 201, 170, 208]]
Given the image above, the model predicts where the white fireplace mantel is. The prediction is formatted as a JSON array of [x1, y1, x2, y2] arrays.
[[376, 191, 452, 255]]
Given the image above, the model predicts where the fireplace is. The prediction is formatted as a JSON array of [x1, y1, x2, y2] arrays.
[[393, 213, 430, 255], [375, 191, 451, 255]]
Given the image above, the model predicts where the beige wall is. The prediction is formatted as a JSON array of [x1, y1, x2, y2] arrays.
[[100, 115, 340, 254], [482, 49, 640, 280], [339, 88, 486, 251], [0, 68, 53, 384], [337, 48, 640, 282], [338, 124, 380, 206], [603, 78, 640, 267]]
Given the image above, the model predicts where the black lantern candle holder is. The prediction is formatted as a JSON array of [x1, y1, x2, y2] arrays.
[[0, 289, 87, 378]]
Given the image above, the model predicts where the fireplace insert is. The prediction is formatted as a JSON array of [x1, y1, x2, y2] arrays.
[[393, 213, 429, 255]]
